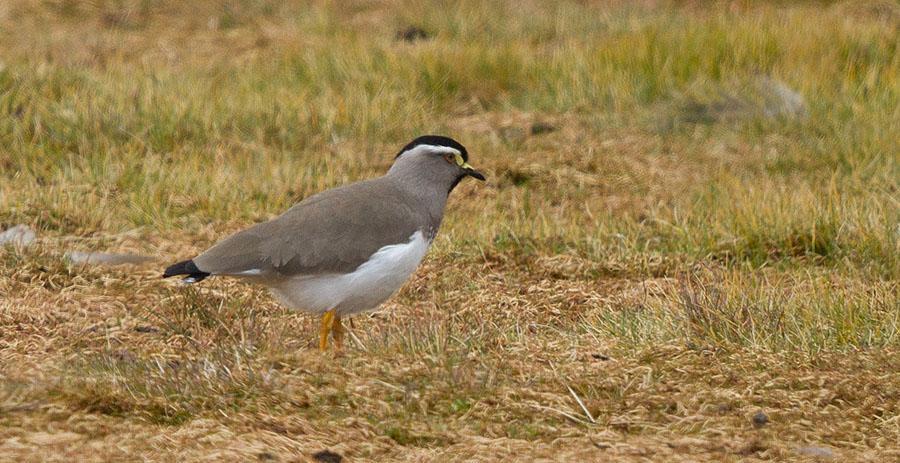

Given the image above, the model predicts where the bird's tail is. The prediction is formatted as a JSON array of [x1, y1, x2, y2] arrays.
[[162, 259, 210, 283]]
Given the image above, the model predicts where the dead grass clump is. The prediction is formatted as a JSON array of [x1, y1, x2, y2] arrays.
[[588, 267, 899, 351], [662, 179, 899, 278], [675, 271, 788, 348], [33, 285, 291, 425], [52, 346, 282, 425]]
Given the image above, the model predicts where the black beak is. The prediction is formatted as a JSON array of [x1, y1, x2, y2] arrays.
[[466, 169, 486, 181]]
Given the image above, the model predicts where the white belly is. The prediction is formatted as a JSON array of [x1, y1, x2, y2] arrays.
[[268, 231, 431, 315]]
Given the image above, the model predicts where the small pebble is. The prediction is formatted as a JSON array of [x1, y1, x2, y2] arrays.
[[66, 251, 156, 266], [312, 450, 343, 463], [796, 446, 835, 459], [257, 451, 277, 461], [396, 26, 430, 42], [530, 121, 556, 135], [0, 224, 36, 248], [752, 410, 768, 428]]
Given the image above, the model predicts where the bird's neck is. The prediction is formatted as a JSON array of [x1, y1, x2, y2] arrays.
[[384, 170, 448, 237]]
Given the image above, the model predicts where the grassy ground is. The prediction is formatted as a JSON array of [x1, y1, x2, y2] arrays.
[[1, 0, 898, 461]]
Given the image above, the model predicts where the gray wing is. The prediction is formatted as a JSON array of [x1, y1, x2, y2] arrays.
[[193, 179, 426, 277]]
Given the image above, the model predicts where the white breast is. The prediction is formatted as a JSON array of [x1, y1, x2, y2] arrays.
[[268, 230, 431, 315]]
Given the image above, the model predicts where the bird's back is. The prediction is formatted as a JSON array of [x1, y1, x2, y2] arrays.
[[193, 176, 432, 278]]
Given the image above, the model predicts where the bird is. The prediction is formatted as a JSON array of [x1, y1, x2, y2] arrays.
[[163, 135, 484, 350]]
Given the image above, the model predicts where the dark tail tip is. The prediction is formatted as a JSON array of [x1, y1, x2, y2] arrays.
[[162, 259, 210, 282]]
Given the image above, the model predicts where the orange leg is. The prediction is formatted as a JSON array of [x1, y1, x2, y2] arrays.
[[319, 310, 336, 351], [333, 314, 344, 350]]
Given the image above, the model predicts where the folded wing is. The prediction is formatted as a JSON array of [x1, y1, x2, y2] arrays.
[[193, 179, 425, 278]]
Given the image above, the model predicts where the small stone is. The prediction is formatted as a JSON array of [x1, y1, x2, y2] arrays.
[[396, 26, 430, 42], [591, 353, 610, 361], [66, 251, 156, 266], [0, 225, 36, 248], [752, 410, 768, 428], [530, 121, 556, 135], [257, 451, 278, 461], [312, 450, 343, 463], [797, 446, 835, 459]]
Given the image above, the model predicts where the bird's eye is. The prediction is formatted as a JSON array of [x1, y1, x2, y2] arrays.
[[443, 153, 455, 164]]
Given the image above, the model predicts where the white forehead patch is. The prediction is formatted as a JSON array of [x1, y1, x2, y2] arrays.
[[398, 144, 461, 158]]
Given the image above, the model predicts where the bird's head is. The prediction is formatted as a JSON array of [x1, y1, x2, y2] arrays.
[[389, 135, 485, 193]]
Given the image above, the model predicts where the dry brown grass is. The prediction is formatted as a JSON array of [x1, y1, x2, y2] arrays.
[[1, 0, 898, 461], [2, 242, 897, 461]]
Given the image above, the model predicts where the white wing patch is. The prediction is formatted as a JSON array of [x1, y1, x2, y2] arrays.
[[232, 269, 264, 276]]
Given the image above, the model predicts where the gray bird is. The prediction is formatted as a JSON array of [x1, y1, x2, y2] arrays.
[[163, 135, 484, 350]]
